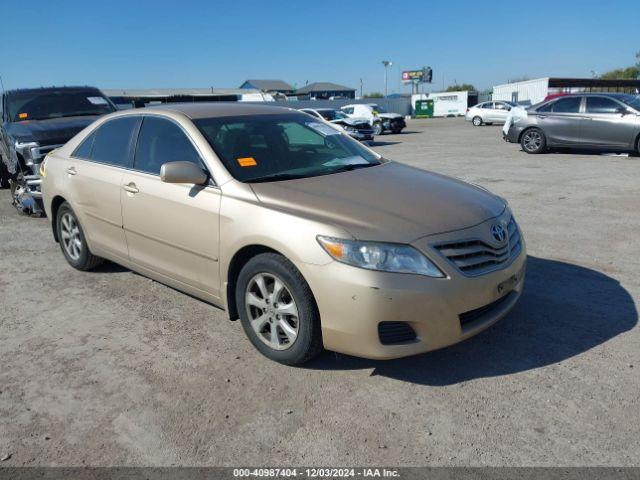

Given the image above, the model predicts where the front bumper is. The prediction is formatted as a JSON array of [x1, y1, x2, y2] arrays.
[[348, 130, 374, 141], [300, 216, 526, 360]]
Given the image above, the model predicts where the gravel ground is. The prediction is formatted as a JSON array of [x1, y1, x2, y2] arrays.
[[0, 117, 638, 467]]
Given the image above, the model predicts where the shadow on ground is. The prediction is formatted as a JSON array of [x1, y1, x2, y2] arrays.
[[368, 141, 401, 147], [305, 256, 637, 385]]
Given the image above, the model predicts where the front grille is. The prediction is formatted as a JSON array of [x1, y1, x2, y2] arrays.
[[434, 217, 521, 276], [353, 122, 371, 131], [459, 291, 515, 327], [378, 322, 417, 345]]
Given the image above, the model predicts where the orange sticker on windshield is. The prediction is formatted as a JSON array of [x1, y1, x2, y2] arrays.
[[237, 157, 257, 167], [18, 113, 28, 119]]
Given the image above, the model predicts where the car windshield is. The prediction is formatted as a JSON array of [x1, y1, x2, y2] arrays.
[[7, 90, 115, 122], [195, 113, 382, 183], [620, 94, 640, 111], [319, 110, 348, 121], [370, 104, 387, 113]]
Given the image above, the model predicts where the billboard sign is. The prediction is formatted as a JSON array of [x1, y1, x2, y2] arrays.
[[402, 67, 433, 84]]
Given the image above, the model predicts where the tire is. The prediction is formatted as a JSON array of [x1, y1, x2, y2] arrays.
[[520, 128, 547, 154], [372, 122, 383, 136], [472, 116, 483, 126], [634, 137, 640, 157], [391, 129, 402, 134], [235, 253, 323, 365], [56, 202, 103, 271], [0, 154, 11, 189]]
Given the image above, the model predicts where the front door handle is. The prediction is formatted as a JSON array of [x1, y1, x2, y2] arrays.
[[66, 167, 77, 175], [122, 183, 139, 194], [537, 115, 547, 119]]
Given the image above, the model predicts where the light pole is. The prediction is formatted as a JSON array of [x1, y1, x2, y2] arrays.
[[382, 60, 392, 97]]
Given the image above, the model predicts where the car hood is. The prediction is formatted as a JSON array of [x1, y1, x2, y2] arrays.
[[378, 112, 403, 119], [330, 117, 370, 126], [5, 115, 100, 145], [249, 162, 505, 243]]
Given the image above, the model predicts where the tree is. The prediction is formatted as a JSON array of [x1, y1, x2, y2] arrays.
[[365, 92, 384, 98], [446, 83, 476, 92], [599, 51, 640, 79]]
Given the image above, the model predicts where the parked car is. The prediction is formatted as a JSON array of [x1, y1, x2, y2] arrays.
[[465, 101, 517, 126], [341, 103, 406, 135], [503, 93, 640, 154], [42, 103, 525, 365], [299, 108, 374, 142], [0, 86, 116, 214]]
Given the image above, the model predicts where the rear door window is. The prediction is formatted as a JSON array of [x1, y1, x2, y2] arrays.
[[482, 102, 494, 109], [550, 97, 582, 113], [133, 116, 203, 175], [90, 117, 140, 167], [585, 97, 621, 114]]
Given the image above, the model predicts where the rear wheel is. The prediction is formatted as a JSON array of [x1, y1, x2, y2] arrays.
[[236, 253, 323, 365], [521, 128, 547, 154], [56, 202, 103, 270], [472, 116, 483, 126]]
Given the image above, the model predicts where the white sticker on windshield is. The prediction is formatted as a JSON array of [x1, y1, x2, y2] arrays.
[[306, 121, 340, 136], [87, 96, 108, 105]]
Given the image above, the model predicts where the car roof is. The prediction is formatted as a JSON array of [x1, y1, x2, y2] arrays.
[[143, 102, 300, 119]]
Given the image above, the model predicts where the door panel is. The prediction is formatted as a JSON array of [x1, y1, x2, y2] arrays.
[[536, 97, 583, 145], [71, 159, 127, 260], [121, 171, 222, 296], [66, 116, 140, 261], [581, 97, 638, 147]]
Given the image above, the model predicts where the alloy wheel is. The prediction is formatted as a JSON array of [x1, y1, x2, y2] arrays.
[[60, 212, 82, 261], [523, 130, 542, 152], [245, 273, 299, 351]]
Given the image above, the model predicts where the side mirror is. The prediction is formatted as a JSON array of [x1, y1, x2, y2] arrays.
[[617, 106, 630, 116], [160, 161, 208, 185]]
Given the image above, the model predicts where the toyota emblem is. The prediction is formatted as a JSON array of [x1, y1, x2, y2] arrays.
[[491, 224, 507, 243]]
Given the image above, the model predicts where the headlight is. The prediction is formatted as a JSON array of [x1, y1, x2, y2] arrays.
[[342, 125, 356, 133], [14, 140, 39, 165], [317, 236, 444, 277]]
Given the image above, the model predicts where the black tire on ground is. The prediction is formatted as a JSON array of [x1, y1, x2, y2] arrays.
[[373, 122, 383, 136], [634, 137, 640, 156], [520, 127, 547, 154], [391, 129, 402, 134], [472, 116, 483, 126], [56, 202, 104, 271], [235, 252, 323, 365], [0, 157, 9, 189]]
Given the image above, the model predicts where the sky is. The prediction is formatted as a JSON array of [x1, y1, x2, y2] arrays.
[[1, 0, 638, 95]]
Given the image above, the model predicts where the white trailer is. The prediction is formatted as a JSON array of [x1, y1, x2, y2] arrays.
[[429, 91, 469, 117], [492, 78, 550, 105]]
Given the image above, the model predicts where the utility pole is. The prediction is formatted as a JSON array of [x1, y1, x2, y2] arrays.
[[382, 60, 392, 97]]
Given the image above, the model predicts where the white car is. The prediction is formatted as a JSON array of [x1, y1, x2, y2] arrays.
[[299, 108, 374, 142], [340, 104, 406, 135], [465, 101, 517, 126]]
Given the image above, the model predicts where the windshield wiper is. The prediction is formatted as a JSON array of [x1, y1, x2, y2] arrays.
[[247, 173, 309, 183], [327, 163, 376, 174]]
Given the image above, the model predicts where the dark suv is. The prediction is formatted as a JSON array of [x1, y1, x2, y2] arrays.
[[0, 86, 116, 213]]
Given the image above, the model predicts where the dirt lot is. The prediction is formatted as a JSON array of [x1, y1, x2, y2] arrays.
[[0, 118, 638, 467]]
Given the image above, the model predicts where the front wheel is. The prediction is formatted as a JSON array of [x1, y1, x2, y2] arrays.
[[372, 122, 383, 136], [472, 116, 483, 126], [521, 128, 547, 154], [236, 253, 323, 365], [56, 202, 104, 270]]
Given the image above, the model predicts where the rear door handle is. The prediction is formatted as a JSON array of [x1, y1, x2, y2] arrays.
[[122, 183, 139, 194], [538, 115, 547, 119], [66, 167, 77, 175]]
